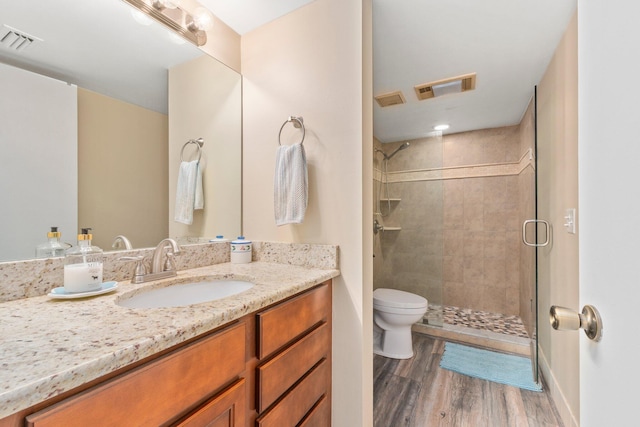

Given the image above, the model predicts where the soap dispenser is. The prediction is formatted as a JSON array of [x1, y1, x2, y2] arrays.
[[64, 228, 104, 293], [35, 226, 66, 258]]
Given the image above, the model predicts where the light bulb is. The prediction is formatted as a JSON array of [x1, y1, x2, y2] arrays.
[[433, 124, 450, 131], [191, 7, 214, 31]]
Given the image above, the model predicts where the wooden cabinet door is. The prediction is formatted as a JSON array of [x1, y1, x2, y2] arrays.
[[256, 322, 330, 412], [26, 323, 245, 427], [256, 359, 329, 427], [256, 283, 331, 359], [174, 379, 245, 427], [298, 395, 330, 427]]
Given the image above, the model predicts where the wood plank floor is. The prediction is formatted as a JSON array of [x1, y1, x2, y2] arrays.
[[374, 333, 564, 427]]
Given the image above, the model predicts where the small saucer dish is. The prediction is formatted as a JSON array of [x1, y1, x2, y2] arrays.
[[48, 281, 118, 299]]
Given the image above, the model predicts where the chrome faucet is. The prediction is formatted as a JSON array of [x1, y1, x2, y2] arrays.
[[112, 235, 133, 250], [150, 238, 181, 274], [120, 238, 181, 284]]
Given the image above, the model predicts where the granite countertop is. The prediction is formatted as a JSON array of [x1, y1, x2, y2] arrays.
[[0, 261, 340, 419]]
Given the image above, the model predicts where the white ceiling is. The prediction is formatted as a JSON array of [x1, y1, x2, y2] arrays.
[[0, 0, 204, 114], [0, 0, 577, 138], [199, 0, 315, 35], [373, 0, 577, 142]]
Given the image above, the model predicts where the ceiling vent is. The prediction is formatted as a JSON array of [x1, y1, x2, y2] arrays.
[[414, 73, 476, 101], [0, 25, 41, 52], [375, 90, 406, 108]]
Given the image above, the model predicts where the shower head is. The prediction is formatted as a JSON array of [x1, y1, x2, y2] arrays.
[[385, 142, 410, 160]]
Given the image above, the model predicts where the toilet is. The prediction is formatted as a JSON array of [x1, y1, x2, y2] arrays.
[[373, 288, 428, 359]]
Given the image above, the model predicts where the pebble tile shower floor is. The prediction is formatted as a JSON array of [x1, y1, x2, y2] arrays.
[[425, 305, 530, 339]]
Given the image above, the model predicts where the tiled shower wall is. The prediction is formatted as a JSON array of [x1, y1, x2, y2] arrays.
[[373, 135, 444, 305], [441, 127, 521, 316], [374, 104, 535, 319]]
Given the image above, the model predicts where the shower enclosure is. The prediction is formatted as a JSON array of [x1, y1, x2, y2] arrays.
[[373, 91, 540, 381]]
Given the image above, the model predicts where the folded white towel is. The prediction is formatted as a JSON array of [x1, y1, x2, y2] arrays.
[[174, 160, 203, 225], [274, 142, 308, 226]]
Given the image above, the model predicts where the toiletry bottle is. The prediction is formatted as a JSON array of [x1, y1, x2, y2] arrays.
[[35, 226, 66, 258], [209, 235, 229, 242], [230, 236, 252, 264], [64, 228, 103, 293]]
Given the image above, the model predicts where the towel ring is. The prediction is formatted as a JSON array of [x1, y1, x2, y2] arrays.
[[278, 116, 305, 146], [180, 138, 204, 162]]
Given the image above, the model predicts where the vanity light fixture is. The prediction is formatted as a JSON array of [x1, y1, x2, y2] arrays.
[[123, 0, 213, 46], [155, 0, 181, 9], [433, 124, 450, 131]]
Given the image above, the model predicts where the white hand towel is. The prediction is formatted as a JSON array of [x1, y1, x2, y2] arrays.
[[174, 160, 204, 225], [274, 142, 308, 226], [194, 162, 204, 210]]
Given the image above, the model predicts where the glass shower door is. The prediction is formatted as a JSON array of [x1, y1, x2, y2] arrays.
[[521, 86, 545, 384]]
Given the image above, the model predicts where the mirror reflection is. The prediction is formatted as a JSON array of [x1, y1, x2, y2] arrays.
[[0, 0, 242, 262]]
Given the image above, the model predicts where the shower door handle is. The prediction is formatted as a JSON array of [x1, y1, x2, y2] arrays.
[[522, 219, 550, 247]]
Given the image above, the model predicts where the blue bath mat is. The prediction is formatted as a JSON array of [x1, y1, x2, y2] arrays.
[[440, 342, 542, 392]]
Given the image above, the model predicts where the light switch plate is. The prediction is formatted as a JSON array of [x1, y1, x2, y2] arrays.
[[564, 208, 576, 234]]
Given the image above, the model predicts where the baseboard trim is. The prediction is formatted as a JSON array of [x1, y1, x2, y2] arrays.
[[538, 346, 579, 427]]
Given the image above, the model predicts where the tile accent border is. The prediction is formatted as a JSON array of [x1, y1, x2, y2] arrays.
[[374, 148, 534, 183]]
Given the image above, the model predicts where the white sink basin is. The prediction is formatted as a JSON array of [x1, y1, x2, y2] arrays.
[[117, 280, 254, 308]]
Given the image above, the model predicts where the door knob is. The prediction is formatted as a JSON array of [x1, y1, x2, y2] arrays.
[[550, 305, 603, 341]]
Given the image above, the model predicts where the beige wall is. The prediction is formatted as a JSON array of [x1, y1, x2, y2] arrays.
[[78, 88, 168, 250], [241, 0, 372, 425], [537, 11, 579, 427], [168, 55, 242, 242]]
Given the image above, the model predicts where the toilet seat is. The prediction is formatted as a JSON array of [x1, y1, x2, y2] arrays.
[[373, 288, 428, 310]]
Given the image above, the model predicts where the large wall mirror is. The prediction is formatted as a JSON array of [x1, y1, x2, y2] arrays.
[[0, 0, 242, 262]]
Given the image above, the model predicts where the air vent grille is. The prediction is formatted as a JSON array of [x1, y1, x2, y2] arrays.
[[414, 73, 476, 101], [0, 25, 41, 52], [375, 91, 406, 108]]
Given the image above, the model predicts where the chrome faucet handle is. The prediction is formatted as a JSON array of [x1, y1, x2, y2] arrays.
[[164, 252, 177, 272], [119, 256, 147, 283]]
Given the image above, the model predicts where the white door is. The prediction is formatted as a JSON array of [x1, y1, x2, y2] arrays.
[[578, 2, 640, 425]]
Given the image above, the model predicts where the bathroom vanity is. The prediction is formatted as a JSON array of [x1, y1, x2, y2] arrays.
[[0, 252, 338, 427]]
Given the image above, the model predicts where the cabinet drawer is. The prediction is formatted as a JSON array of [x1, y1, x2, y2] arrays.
[[174, 378, 245, 427], [256, 322, 330, 412], [299, 395, 330, 427], [256, 283, 330, 359], [26, 322, 246, 427], [256, 359, 329, 427]]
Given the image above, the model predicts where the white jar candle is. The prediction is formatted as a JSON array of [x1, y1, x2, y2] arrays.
[[63, 262, 103, 293]]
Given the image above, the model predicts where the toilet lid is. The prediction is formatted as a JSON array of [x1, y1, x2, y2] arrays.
[[373, 288, 428, 309]]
